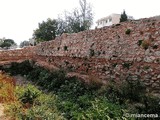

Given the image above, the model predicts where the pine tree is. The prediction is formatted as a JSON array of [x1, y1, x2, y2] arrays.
[[120, 10, 128, 22]]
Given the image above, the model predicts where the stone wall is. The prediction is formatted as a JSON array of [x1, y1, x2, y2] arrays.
[[0, 47, 35, 63], [0, 17, 160, 94]]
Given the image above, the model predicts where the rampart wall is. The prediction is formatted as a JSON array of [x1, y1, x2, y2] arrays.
[[0, 17, 160, 94], [0, 47, 35, 64]]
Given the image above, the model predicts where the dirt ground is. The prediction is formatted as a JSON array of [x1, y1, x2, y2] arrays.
[[0, 104, 9, 120]]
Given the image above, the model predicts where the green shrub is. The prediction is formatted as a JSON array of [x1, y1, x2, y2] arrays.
[[27, 66, 45, 82], [80, 97, 128, 120], [120, 78, 146, 102], [27, 66, 67, 91], [99, 78, 146, 104], [16, 85, 41, 105], [56, 76, 93, 100], [140, 95, 160, 115], [2, 60, 34, 76], [99, 82, 125, 104], [22, 93, 64, 120]]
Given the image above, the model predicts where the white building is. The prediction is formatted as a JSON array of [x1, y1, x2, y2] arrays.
[[96, 13, 134, 28]]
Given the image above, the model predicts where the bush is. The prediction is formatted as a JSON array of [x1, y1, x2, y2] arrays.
[[121, 78, 146, 102], [27, 66, 67, 91], [140, 95, 160, 115], [57, 76, 93, 100], [16, 85, 41, 106], [3, 60, 33, 76], [80, 97, 128, 120], [98, 78, 146, 104]]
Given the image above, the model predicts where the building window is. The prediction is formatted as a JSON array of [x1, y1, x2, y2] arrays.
[[106, 20, 108, 23], [109, 18, 112, 22]]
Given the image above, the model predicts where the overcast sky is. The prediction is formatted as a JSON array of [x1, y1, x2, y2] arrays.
[[0, 0, 159, 45]]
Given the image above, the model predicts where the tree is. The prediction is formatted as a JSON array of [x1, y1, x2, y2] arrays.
[[65, 9, 82, 33], [0, 39, 16, 49], [120, 10, 128, 22], [33, 0, 93, 43], [33, 18, 58, 42], [20, 40, 30, 48], [79, 0, 93, 30], [56, 15, 68, 36], [57, 0, 93, 34]]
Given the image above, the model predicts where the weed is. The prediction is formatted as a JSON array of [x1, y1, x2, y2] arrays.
[[80, 97, 128, 120], [64, 46, 68, 51], [125, 29, 131, 35], [152, 45, 158, 49], [142, 40, 150, 50], [122, 62, 132, 69], [143, 65, 150, 70], [137, 40, 143, 46], [16, 85, 41, 106], [89, 49, 95, 57]]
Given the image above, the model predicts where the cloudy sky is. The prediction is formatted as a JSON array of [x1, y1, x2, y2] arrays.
[[0, 0, 159, 45]]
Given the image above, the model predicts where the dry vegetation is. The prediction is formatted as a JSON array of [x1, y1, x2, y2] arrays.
[[0, 71, 16, 103]]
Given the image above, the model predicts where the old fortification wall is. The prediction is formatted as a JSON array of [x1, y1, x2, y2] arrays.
[[0, 47, 35, 64], [0, 17, 160, 94]]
